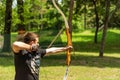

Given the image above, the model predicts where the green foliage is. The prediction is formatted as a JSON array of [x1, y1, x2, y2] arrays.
[[0, 1, 5, 34], [12, 7, 19, 31], [1, 0, 120, 32], [109, 9, 120, 28]]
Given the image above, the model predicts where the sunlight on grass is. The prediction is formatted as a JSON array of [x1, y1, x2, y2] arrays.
[[109, 29, 120, 34], [80, 30, 94, 36], [60, 30, 94, 42], [0, 66, 15, 80], [67, 66, 120, 80], [40, 66, 67, 80]]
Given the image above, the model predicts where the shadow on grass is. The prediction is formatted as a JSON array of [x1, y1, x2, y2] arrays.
[[41, 53, 120, 68], [0, 52, 120, 69], [72, 41, 120, 54]]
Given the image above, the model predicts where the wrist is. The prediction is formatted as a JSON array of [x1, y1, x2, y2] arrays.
[[65, 46, 72, 50], [31, 44, 39, 51], [65, 46, 68, 50], [28, 45, 32, 51]]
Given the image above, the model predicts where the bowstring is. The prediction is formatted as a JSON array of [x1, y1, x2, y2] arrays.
[[47, 27, 64, 48]]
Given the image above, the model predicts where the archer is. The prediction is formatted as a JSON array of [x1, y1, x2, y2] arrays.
[[12, 32, 72, 80]]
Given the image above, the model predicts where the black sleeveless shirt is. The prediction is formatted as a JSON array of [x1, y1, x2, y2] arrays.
[[14, 48, 46, 80]]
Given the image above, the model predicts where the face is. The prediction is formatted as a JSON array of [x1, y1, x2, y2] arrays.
[[29, 38, 39, 45]]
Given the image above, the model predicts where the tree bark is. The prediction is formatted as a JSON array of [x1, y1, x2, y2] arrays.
[[2, 0, 12, 52], [84, 0, 87, 29], [93, 0, 100, 43], [68, 0, 74, 38], [99, 0, 110, 57]]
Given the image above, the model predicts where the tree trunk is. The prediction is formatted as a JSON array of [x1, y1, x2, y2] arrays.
[[93, 0, 100, 43], [17, 0, 25, 34], [2, 0, 12, 52], [84, 0, 87, 29], [99, 0, 110, 57], [68, 0, 74, 38]]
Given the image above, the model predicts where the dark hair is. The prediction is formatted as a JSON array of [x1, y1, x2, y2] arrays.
[[23, 32, 39, 44]]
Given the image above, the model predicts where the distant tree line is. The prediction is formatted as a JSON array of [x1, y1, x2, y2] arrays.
[[0, 0, 120, 56]]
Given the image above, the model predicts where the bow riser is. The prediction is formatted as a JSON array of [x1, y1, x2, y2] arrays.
[[66, 28, 72, 66]]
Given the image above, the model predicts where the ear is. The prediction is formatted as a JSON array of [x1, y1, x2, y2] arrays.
[[29, 41, 34, 45]]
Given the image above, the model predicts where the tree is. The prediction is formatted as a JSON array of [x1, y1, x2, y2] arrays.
[[0, 1, 5, 35], [92, 0, 100, 43], [2, 0, 12, 52], [83, 0, 87, 29], [99, 0, 110, 57], [17, 0, 25, 34], [98, 0, 120, 30], [68, 0, 74, 38]]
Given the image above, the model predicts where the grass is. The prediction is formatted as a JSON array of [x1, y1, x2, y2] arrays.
[[0, 55, 14, 80], [40, 52, 120, 80], [0, 28, 120, 80]]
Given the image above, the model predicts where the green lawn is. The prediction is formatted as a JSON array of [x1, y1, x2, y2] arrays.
[[1, 52, 120, 80], [0, 29, 120, 80]]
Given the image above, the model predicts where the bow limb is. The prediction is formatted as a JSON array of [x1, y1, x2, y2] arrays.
[[52, 0, 72, 66]]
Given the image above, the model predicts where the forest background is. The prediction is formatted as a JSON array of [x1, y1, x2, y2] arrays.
[[0, 0, 120, 80]]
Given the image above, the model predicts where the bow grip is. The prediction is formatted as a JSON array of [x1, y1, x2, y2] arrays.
[[66, 28, 72, 66]]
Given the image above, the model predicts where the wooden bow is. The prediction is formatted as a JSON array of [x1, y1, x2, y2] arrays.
[[52, 0, 72, 66]]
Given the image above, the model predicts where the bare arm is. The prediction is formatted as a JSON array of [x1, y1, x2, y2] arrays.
[[46, 46, 72, 54], [12, 41, 31, 53]]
